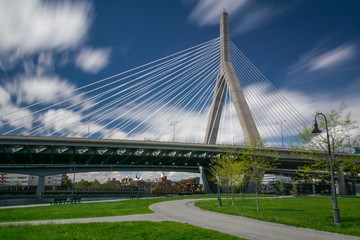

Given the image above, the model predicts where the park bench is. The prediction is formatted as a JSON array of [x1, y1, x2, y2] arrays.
[[51, 197, 81, 205], [130, 195, 141, 200], [71, 197, 81, 203], [51, 197, 67, 205]]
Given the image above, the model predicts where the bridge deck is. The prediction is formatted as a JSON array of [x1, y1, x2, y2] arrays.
[[0, 135, 307, 175]]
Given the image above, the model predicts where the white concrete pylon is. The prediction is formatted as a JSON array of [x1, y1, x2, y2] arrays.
[[205, 10, 261, 146]]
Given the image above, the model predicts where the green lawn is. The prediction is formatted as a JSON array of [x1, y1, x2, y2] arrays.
[[195, 196, 360, 237], [0, 194, 268, 223], [0, 221, 243, 240]]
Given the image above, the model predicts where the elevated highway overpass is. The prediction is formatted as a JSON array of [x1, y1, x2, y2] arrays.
[[0, 135, 308, 175], [0, 135, 312, 195]]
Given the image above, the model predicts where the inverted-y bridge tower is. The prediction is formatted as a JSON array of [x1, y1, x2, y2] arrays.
[[205, 10, 261, 145]]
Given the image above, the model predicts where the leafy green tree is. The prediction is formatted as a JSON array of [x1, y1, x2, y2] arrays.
[[240, 141, 278, 211], [291, 103, 360, 194], [291, 180, 298, 196], [61, 178, 72, 190], [75, 179, 92, 190], [209, 141, 278, 210], [277, 175, 285, 197], [208, 147, 247, 205], [102, 181, 120, 190], [91, 178, 101, 190]]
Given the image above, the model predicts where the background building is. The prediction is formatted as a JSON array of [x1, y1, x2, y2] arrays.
[[0, 173, 63, 189], [4, 173, 29, 186]]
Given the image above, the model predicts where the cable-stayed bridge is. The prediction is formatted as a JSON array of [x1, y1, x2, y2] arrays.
[[0, 11, 310, 194]]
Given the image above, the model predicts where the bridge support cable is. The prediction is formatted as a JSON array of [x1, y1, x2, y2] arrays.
[[0, 13, 312, 148], [150, 64, 219, 141], [0, 38, 219, 126], [231, 42, 308, 127], [230, 42, 310, 145], [3, 40, 219, 136], [230, 53, 284, 141], [50, 40, 220, 137], [231, 48, 306, 138], [231, 55, 302, 143], [0, 38, 223, 143], [59, 39, 221, 138], [66, 50, 217, 137], [105, 43, 218, 135], [230, 47, 289, 141], [93, 42, 220, 140]]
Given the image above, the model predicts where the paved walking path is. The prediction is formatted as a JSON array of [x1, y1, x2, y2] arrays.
[[1, 198, 359, 240], [150, 199, 360, 240]]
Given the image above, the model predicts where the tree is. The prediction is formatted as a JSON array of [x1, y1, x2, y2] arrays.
[[240, 141, 278, 211], [102, 181, 120, 190], [291, 103, 360, 194], [291, 180, 298, 196], [61, 178, 72, 190], [75, 179, 92, 190], [91, 178, 101, 190], [208, 147, 247, 205], [277, 175, 285, 197], [209, 141, 278, 210]]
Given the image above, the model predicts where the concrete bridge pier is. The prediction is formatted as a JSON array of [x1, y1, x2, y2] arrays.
[[200, 166, 217, 194], [36, 176, 45, 197]]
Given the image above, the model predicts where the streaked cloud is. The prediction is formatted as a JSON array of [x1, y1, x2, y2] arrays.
[[75, 47, 111, 73], [6, 74, 76, 105], [0, 0, 93, 55], [187, 0, 289, 35], [0, 86, 34, 129], [233, 6, 288, 35], [187, 0, 248, 26], [288, 43, 357, 74]]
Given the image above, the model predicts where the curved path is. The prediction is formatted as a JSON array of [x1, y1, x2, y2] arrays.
[[1, 198, 359, 240], [150, 199, 360, 240]]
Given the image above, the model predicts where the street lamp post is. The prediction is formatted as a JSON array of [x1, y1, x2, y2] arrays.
[[136, 173, 140, 199], [71, 162, 76, 202], [312, 113, 341, 225], [87, 116, 91, 138], [217, 155, 222, 206], [276, 120, 286, 148], [171, 122, 178, 142]]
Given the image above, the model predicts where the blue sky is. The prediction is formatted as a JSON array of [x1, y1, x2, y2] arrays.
[[1, 0, 359, 182]]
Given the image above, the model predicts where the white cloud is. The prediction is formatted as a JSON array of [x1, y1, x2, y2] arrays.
[[40, 108, 87, 136], [0, 74, 81, 134], [75, 47, 111, 73], [188, 0, 248, 26], [310, 45, 356, 71], [280, 87, 360, 136], [187, 0, 289, 35], [36, 52, 54, 74], [288, 43, 357, 74], [0, 86, 11, 106], [6, 75, 77, 105], [0, 0, 93, 54], [97, 101, 215, 143], [0, 86, 34, 130], [233, 6, 287, 35], [37, 107, 126, 137]]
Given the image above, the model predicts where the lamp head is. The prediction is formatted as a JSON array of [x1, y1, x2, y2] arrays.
[[312, 121, 322, 134]]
